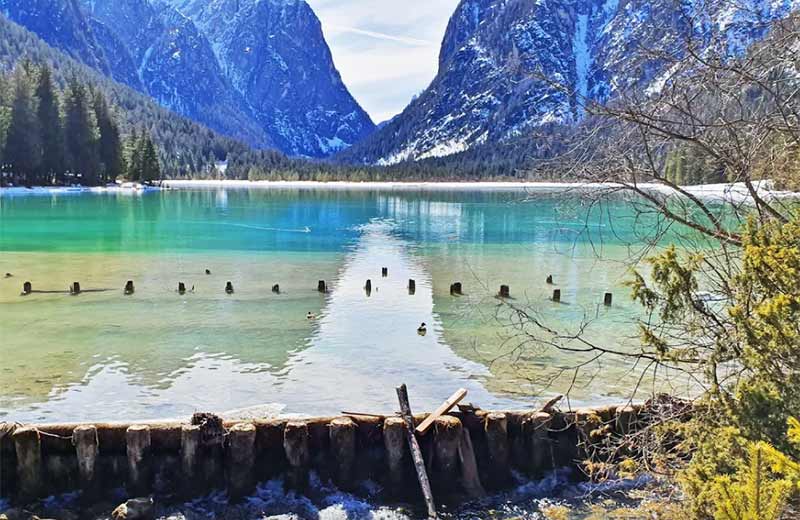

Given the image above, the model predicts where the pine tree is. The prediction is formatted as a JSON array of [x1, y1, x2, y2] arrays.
[[140, 134, 161, 182], [35, 64, 63, 185], [127, 130, 144, 182], [63, 77, 99, 185], [0, 73, 11, 183], [93, 91, 124, 184], [4, 66, 41, 185]]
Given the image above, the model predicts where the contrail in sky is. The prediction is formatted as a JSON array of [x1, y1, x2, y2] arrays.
[[327, 25, 433, 46]]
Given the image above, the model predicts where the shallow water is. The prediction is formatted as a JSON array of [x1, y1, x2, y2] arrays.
[[0, 187, 692, 422]]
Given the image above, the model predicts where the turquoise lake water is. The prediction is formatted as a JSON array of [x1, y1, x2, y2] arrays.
[[0, 187, 690, 422]]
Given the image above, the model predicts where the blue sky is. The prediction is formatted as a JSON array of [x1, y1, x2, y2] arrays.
[[306, 0, 460, 124]]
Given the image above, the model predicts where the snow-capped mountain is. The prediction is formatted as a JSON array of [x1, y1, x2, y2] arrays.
[[84, 0, 271, 148], [340, 0, 800, 165], [0, 0, 373, 156], [166, 0, 375, 156]]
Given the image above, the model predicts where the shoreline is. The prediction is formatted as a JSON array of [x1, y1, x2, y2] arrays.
[[2, 179, 796, 202]]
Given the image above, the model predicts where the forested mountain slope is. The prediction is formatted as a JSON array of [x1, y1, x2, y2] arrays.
[[0, 0, 374, 156]]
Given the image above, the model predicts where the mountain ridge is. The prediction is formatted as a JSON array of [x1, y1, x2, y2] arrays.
[[338, 0, 800, 166]]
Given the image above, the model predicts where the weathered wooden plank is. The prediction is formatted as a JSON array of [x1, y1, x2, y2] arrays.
[[415, 389, 467, 435]]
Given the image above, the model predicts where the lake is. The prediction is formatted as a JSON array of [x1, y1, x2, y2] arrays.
[[0, 186, 682, 423]]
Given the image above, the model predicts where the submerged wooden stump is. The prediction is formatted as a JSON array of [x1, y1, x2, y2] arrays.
[[227, 423, 256, 500], [329, 417, 357, 488], [13, 426, 42, 502], [284, 421, 310, 490]]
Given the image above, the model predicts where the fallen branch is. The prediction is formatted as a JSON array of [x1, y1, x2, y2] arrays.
[[396, 384, 437, 519]]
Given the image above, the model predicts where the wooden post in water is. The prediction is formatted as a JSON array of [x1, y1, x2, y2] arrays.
[[124, 280, 135, 295], [365, 279, 372, 296], [227, 423, 256, 500], [616, 405, 638, 435], [396, 384, 437, 519], [458, 429, 485, 498], [499, 285, 510, 298], [604, 292, 613, 306], [73, 425, 99, 496], [450, 282, 463, 296], [382, 416, 406, 491], [329, 417, 357, 488], [408, 279, 416, 295], [484, 412, 511, 486], [71, 281, 81, 295], [181, 424, 201, 491], [526, 412, 552, 475], [13, 427, 42, 502], [225, 281, 235, 294], [546, 275, 553, 285], [284, 421, 310, 490], [126, 425, 151, 495], [272, 284, 281, 294], [178, 282, 187, 295], [22, 281, 32, 295], [317, 280, 327, 293], [433, 416, 462, 492], [552, 289, 561, 303], [381, 267, 388, 277]]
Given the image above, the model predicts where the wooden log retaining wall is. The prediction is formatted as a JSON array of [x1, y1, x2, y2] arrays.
[[0, 404, 642, 504]]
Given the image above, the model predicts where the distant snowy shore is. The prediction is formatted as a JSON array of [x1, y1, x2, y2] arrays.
[[2, 179, 796, 203], [161, 178, 798, 203]]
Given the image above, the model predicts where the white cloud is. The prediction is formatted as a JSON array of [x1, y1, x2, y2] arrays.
[[306, 0, 459, 122]]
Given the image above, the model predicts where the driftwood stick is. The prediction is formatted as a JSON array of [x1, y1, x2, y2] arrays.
[[415, 388, 467, 435], [540, 395, 564, 413], [340, 411, 386, 418], [396, 384, 437, 519]]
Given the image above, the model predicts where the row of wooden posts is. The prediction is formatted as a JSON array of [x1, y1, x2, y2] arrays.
[[18, 273, 614, 305], [1, 398, 644, 517]]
